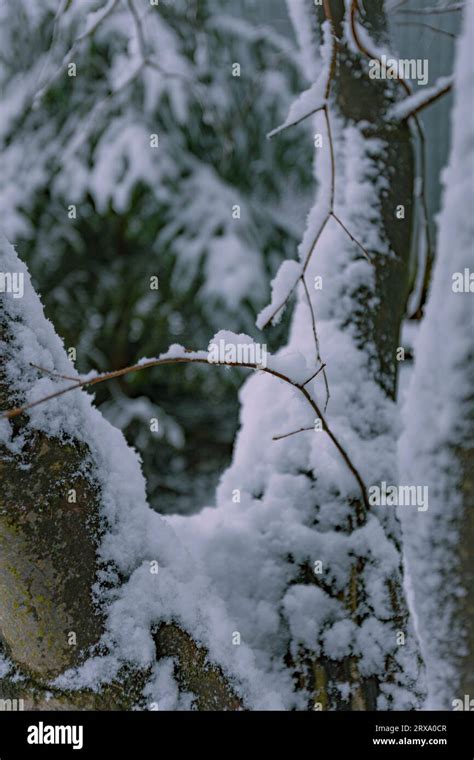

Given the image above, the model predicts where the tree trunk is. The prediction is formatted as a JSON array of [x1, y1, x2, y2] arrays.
[[0, 235, 242, 710], [399, 2, 474, 708], [283, 0, 422, 710]]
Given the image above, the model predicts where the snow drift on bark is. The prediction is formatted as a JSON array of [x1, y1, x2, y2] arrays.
[[0, 233, 281, 709]]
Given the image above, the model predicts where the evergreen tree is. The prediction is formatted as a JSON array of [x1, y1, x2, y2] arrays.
[[0, 0, 312, 513]]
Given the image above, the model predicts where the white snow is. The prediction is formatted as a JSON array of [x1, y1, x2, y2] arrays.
[[398, 1, 474, 709], [388, 76, 453, 121], [0, 234, 284, 710], [267, 20, 332, 139], [256, 259, 303, 329], [170, 58, 423, 713], [1, 0, 460, 712]]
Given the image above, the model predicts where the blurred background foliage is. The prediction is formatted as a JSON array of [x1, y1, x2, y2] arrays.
[[0, 0, 313, 513]]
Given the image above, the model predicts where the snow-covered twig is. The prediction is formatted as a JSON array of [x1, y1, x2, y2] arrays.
[[266, 26, 334, 141], [388, 75, 454, 121], [272, 426, 314, 441], [63, 60, 146, 159], [126, 0, 195, 85], [258, 104, 372, 331], [267, 101, 326, 139], [29, 362, 79, 382], [394, 3, 464, 15]]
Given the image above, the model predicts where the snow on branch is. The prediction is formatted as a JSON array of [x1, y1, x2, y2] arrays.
[[255, 260, 303, 328], [394, 3, 464, 15], [388, 75, 454, 121], [267, 20, 334, 139], [2, 332, 370, 513], [33, 0, 120, 105], [266, 79, 327, 139], [257, 110, 372, 332]]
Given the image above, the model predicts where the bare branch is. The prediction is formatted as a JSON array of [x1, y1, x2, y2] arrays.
[[301, 277, 330, 408], [3, 351, 370, 514], [273, 426, 314, 441], [395, 21, 456, 39], [267, 104, 326, 140], [300, 362, 327, 388], [29, 363, 79, 382], [330, 212, 372, 263]]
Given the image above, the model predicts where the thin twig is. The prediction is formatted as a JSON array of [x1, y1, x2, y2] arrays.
[[273, 426, 314, 441], [300, 362, 326, 388], [395, 21, 456, 39], [391, 77, 453, 121], [29, 363, 79, 382], [262, 96, 369, 332], [4, 353, 369, 514], [267, 5, 336, 142], [267, 104, 326, 139], [259, 12, 339, 328], [330, 212, 372, 263], [301, 277, 330, 409]]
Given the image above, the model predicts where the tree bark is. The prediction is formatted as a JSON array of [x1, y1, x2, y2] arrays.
[[286, 0, 422, 709], [0, 241, 242, 710]]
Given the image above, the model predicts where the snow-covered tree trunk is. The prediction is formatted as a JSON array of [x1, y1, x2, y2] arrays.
[[0, 0, 442, 712], [0, 236, 246, 710], [399, 2, 474, 709], [172, 0, 424, 710], [284, 0, 424, 709]]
